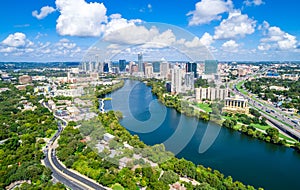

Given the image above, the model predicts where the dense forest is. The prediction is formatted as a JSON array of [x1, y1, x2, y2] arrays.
[[0, 82, 65, 189]]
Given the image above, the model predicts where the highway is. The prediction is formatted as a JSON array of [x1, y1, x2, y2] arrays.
[[231, 81, 300, 141], [42, 102, 107, 190]]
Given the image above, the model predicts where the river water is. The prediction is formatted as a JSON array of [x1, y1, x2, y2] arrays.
[[104, 80, 300, 190]]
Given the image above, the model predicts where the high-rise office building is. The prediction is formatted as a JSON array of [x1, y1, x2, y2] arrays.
[[138, 53, 144, 73], [152, 62, 161, 73], [103, 63, 109, 72], [119, 60, 126, 72], [186, 62, 198, 78], [204, 60, 218, 74], [160, 61, 169, 79]]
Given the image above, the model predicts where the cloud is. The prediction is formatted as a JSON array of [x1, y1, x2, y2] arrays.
[[0, 33, 82, 59], [199, 32, 214, 47], [103, 15, 176, 47], [214, 10, 256, 39], [149, 29, 176, 48], [182, 32, 214, 48], [258, 21, 297, 50], [257, 43, 271, 51], [243, 0, 264, 6], [1, 32, 33, 48], [32, 6, 56, 19], [0, 32, 34, 56], [56, 0, 107, 37], [187, 0, 233, 26], [103, 14, 142, 36], [221, 40, 239, 52]]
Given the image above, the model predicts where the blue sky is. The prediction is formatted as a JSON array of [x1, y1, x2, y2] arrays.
[[0, 0, 299, 62]]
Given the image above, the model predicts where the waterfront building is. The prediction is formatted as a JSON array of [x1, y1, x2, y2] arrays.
[[222, 95, 249, 114], [145, 64, 153, 78], [195, 87, 229, 102]]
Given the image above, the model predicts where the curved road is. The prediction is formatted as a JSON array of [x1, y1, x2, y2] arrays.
[[43, 102, 107, 190]]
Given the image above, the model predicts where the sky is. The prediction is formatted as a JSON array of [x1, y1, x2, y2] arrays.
[[0, 0, 299, 62]]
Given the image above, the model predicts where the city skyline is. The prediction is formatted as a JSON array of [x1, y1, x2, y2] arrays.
[[0, 0, 300, 62]]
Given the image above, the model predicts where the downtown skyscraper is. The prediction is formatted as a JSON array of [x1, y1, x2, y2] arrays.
[[138, 52, 144, 73]]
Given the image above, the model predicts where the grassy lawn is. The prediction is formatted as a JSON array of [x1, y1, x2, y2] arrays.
[[250, 123, 270, 130], [250, 123, 295, 142], [197, 103, 212, 113], [279, 133, 296, 142]]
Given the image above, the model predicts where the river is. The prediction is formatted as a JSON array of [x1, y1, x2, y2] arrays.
[[104, 80, 300, 190]]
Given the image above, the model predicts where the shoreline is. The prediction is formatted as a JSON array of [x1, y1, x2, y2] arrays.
[[144, 78, 300, 152]]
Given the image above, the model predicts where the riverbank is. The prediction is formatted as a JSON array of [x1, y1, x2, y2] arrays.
[[56, 78, 260, 190], [145, 78, 300, 151], [94, 80, 125, 112], [101, 79, 300, 190], [145, 79, 211, 122]]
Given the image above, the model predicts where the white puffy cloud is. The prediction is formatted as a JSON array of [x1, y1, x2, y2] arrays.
[[187, 0, 233, 26], [149, 29, 176, 48], [221, 40, 239, 52], [243, 0, 264, 6], [257, 43, 271, 51], [214, 10, 256, 39], [176, 33, 214, 48], [104, 25, 157, 45], [103, 16, 177, 48], [183, 37, 202, 48], [0, 33, 82, 60], [56, 0, 107, 37], [103, 14, 142, 36], [199, 32, 214, 47], [258, 21, 297, 50], [1, 32, 33, 48], [32, 6, 56, 19]]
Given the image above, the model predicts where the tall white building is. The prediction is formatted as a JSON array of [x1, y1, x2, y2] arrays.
[[145, 64, 153, 78], [160, 61, 169, 79], [184, 72, 194, 92], [195, 87, 229, 102], [171, 65, 183, 94]]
